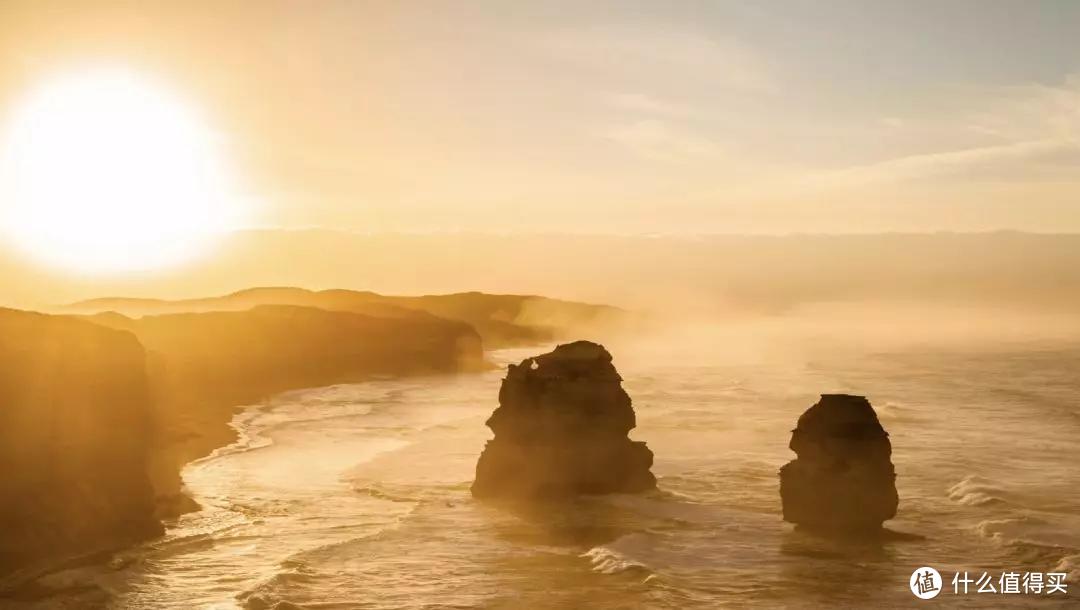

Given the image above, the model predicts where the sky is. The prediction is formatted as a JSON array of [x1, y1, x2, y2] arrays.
[[1, 0, 1078, 234]]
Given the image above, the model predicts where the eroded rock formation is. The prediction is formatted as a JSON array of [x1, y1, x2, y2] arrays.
[[472, 340, 656, 499], [779, 394, 898, 534]]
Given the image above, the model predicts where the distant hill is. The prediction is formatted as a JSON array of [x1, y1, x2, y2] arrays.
[[9, 231, 1080, 317], [64, 287, 629, 349]]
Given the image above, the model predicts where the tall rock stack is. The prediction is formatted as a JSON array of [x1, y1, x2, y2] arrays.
[[779, 394, 898, 534], [471, 341, 656, 499]]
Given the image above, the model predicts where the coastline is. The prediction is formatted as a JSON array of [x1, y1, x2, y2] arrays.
[[0, 367, 488, 602], [0, 295, 617, 590]]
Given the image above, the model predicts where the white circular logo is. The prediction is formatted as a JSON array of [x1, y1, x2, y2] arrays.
[[910, 566, 943, 599]]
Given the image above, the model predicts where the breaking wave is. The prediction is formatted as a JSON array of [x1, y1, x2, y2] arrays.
[[582, 534, 654, 577], [948, 475, 1010, 507]]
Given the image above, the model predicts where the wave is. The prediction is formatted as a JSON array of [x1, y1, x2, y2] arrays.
[[1054, 553, 1080, 581], [270, 382, 405, 408], [873, 400, 923, 423], [192, 386, 398, 466], [253, 401, 380, 435], [582, 546, 650, 576], [975, 515, 1049, 542], [947, 475, 1010, 507], [236, 560, 316, 610], [600, 491, 735, 528], [975, 515, 1080, 581], [582, 533, 654, 578], [953, 491, 1007, 507], [352, 482, 425, 504], [191, 406, 276, 465]]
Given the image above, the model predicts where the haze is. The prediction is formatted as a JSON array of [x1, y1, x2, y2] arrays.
[[2, 3, 1080, 608]]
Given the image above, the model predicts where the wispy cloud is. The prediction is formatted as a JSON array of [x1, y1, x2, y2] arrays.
[[603, 119, 721, 163], [605, 92, 699, 119], [815, 75, 1080, 188], [539, 24, 775, 93], [532, 22, 776, 169], [812, 139, 1077, 188], [601, 92, 717, 161]]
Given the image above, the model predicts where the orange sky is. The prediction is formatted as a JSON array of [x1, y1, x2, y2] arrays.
[[2, 0, 1079, 236]]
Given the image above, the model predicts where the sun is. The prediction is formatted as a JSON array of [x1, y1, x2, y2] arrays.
[[0, 67, 248, 273]]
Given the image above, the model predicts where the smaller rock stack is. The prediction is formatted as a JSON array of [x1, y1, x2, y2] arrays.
[[471, 341, 656, 499], [779, 394, 898, 534]]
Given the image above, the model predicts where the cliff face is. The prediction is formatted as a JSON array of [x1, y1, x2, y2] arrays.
[[0, 299, 506, 573], [0, 309, 162, 571], [779, 394, 898, 534], [85, 305, 484, 514], [472, 341, 656, 499], [91, 304, 484, 402]]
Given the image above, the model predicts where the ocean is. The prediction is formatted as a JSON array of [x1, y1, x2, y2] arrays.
[[16, 323, 1080, 608]]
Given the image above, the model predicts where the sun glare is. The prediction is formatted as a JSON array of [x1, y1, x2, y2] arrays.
[[0, 67, 247, 273]]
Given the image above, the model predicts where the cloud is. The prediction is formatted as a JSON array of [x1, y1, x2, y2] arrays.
[[678, 73, 1080, 212], [606, 92, 698, 119], [602, 119, 721, 163], [539, 24, 775, 93], [965, 75, 1080, 143], [879, 117, 906, 130], [814, 139, 1078, 188], [811, 75, 1080, 189]]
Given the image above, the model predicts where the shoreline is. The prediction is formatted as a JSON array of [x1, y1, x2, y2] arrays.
[[1, 367, 489, 602], [151, 367, 494, 519]]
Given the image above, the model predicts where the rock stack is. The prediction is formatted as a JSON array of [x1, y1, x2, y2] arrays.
[[471, 341, 656, 499], [779, 394, 898, 534]]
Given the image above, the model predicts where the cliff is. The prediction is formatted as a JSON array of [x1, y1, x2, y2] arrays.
[[779, 394, 899, 534], [88, 304, 483, 398], [0, 293, 613, 574], [472, 341, 656, 499], [0, 308, 162, 572], [85, 305, 484, 513], [64, 287, 628, 349]]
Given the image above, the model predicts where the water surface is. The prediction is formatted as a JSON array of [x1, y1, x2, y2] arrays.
[[23, 331, 1080, 608]]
